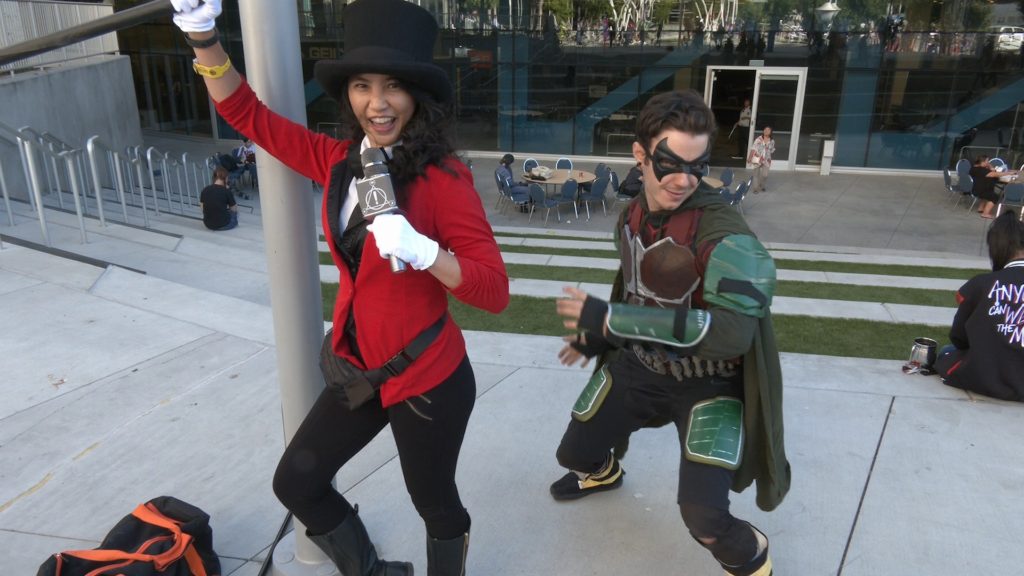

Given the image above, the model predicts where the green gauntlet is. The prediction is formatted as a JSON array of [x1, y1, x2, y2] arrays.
[[606, 304, 711, 348]]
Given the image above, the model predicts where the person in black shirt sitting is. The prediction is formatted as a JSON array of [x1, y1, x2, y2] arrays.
[[970, 155, 1020, 219], [200, 166, 238, 230], [617, 161, 643, 197], [935, 211, 1024, 400]]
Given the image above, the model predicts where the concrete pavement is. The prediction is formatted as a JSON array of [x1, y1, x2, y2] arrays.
[[2, 138, 1021, 575]]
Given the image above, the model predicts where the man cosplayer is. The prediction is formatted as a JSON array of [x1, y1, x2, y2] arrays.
[[551, 90, 790, 576]]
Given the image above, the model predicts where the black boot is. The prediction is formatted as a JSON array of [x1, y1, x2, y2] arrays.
[[549, 454, 625, 501], [426, 530, 469, 576], [307, 509, 414, 576]]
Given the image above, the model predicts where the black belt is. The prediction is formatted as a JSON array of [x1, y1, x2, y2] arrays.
[[364, 314, 447, 386]]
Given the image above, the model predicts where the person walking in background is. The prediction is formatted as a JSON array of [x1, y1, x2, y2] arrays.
[[749, 126, 775, 193], [199, 165, 237, 230], [934, 211, 1024, 400], [734, 98, 752, 159], [170, 0, 509, 574], [549, 89, 788, 576]]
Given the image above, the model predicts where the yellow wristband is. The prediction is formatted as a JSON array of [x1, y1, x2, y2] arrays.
[[192, 57, 232, 79]]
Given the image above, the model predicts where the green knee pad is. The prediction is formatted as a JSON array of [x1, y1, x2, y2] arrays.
[[684, 396, 744, 470], [572, 366, 612, 422]]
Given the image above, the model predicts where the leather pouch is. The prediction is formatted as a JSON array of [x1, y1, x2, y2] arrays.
[[319, 329, 377, 410]]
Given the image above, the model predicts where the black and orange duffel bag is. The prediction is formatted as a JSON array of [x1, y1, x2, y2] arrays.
[[37, 496, 220, 576]]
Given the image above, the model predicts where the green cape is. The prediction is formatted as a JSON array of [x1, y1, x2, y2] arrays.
[[605, 183, 791, 512]]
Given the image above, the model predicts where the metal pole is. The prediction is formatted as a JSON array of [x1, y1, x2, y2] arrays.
[[86, 136, 109, 227], [237, 1, 328, 573], [0, 0, 172, 67], [20, 139, 50, 246], [61, 151, 88, 244]]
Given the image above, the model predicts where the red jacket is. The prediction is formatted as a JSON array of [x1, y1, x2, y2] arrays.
[[216, 83, 509, 406]]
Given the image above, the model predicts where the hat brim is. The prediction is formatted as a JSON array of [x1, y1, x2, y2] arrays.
[[314, 47, 453, 104]]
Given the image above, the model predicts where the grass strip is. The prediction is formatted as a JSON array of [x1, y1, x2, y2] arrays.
[[496, 231, 614, 241], [502, 264, 955, 307], [448, 295, 947, 361], [322, 248, 984, 281], [320, 261, 956, 307], [318, 289, 947, 361], [773, 259, 984, 281], [500, 245, 985, 280]]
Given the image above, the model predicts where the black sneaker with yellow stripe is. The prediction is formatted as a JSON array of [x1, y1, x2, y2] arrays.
[[550, 455, 625, 501]]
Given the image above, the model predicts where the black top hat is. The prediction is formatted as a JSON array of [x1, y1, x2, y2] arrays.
[[314, 0, 452, 104]]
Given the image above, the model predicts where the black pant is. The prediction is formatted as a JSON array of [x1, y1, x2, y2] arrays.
[[556, 351, 751, 550], [274, 355, 476, 540]]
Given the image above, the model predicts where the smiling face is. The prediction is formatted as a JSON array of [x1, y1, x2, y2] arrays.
[[347, 73, 416, 147], [632, 129, 710, 212]]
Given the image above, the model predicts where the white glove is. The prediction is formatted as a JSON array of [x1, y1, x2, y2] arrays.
[[367, 214, 439, 271], [170, 0, 222, 33]]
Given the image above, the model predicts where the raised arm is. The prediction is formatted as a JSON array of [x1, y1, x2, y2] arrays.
[[170, 0, 240, 103]]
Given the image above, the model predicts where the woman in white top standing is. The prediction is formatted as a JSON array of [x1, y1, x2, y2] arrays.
[[734, 98, 752, 159], [749, 126, 775, 193]]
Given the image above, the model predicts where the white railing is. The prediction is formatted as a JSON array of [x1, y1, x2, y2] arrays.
[[0, 0, 117, 72]]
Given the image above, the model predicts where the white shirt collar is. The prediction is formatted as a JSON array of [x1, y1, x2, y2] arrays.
[[359, 136, 401, 157]]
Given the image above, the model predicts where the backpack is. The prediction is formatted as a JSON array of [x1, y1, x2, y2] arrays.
[[218, 153, 239, 172], [37, 496, 220, 576]]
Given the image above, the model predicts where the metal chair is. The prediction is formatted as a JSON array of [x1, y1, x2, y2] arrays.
[[493, 168, 509, 210], [943, 168, 958, 203], [955, 158, 971, 179], [593, 162, 607, 179], [527, 183, 560, 225], [555, 157, 573, 170], [996, 183, 1024, 219], [730, 179, 751, 214], [608, 170, 619, 193], [954, 173, 975, 210], [523, 158, 539, 174], [720, 168, 734, 188], [556, 178, 580, 219], [579, 176, 610, 219], [990, 157, 1007, 172]]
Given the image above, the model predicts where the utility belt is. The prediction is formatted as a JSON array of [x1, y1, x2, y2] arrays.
[[630, 342, 740, 382], [320, 314, 447, 410]]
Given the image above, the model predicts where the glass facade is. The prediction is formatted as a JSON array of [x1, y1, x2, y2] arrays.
[[116, 0, 1024, 170]]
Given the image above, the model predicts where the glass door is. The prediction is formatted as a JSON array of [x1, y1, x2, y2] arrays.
[[705, 66, 807, 170], [752, 71, 806, 170]]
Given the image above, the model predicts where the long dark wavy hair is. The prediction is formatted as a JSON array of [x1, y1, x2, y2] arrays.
[[337, 81, 458, 194]]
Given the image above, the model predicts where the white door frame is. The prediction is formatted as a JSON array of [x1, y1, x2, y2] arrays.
[[704, 66, 808, 171]]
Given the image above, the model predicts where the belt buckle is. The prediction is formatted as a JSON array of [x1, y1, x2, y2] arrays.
[[383, 351, 412, 377]]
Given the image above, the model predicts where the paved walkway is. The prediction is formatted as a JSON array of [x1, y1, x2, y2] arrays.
[[2, 135, 1021, 576]]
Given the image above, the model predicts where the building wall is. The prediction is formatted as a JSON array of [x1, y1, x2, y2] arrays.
[[0, 55, 141, 201]]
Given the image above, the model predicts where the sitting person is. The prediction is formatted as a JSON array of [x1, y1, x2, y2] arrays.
[[617, 161, 643, 197], [497, 153, 529, 188], [970, 155, 1019, 219], [934, 210, 1024, 400], [496, 153, 530, 210], [234, 137, 258, 187], [200, 166, 238, 230]]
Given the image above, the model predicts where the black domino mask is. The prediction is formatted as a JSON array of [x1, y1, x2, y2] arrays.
[[647, 138, 710, 182]]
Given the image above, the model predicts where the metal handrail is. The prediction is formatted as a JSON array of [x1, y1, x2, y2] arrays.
[[85, 135, 125, 226], [58, 149, 88, 243]]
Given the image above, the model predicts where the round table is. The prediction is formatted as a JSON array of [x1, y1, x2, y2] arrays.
[[703, 176, 724, 189], [523, 168, 597, 187]]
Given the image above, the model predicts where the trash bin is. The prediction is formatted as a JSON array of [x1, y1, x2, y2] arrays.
[[820, 140, 835, 176]]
